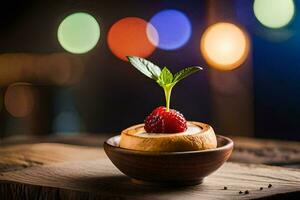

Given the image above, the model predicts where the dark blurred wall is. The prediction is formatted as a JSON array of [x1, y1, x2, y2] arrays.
[[75, 0, 211, 134], [0, 0, 211, 135], [235, 0, 300, 140], [0, 0, 299, 140], [253, 27, 300, 140]]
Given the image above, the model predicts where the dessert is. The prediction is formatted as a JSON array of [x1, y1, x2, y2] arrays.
[[120, 121, 217, 152], [120, 56, 217, 152]]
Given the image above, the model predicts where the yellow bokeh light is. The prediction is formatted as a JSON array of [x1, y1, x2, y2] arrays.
[[200, 22, 250, 71]]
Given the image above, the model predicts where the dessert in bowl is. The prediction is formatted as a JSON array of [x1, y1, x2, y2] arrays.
[[104, 56, 233, 185], [120, 121, 217, 152]]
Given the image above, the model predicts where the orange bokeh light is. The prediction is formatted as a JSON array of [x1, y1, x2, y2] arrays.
[[200, 22, 250, 71], [4, 83, 36, 117], [108, 17, 157, 61]]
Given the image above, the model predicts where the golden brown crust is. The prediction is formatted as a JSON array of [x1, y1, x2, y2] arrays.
[[120, 121, 217, 152]]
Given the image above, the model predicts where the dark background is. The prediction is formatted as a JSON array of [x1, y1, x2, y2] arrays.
[[0, 0, 299, 141]]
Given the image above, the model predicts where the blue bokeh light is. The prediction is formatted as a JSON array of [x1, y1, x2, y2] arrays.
[[148, 9, 192, 50]]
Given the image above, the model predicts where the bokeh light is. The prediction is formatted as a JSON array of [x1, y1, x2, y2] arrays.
[[149, 9, 191, 50], [53, 111, 81, 134], [58, 12, 100, 54], [5, 83, 36, 117], [236, 0, 295, 42], [253, 0, 295, 29], [200, 22, 249, 71], [108, 17, 157, 61], [36, 53, 85, 85], [0, 53, 84, 86], [0, 93, 3, 113]]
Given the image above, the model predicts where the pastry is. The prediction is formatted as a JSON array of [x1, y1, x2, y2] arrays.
[[120, 56, 217, 152]]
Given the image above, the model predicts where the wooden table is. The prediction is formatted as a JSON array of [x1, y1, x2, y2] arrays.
[[0, 134, 300, 199]]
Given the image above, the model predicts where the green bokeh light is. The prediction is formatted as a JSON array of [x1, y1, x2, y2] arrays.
[[253, 0, 295, 29], [58, 12, 100, 54]]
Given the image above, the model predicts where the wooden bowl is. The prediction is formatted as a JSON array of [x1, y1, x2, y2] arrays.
[[104, 135, 233, 186]]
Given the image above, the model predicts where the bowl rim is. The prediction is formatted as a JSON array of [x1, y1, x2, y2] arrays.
[[104, 134, 234, 155]]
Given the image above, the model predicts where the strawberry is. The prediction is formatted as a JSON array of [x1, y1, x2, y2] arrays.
[[144, 106, 187, 133]]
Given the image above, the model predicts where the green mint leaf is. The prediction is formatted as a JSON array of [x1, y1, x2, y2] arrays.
[[173, 66, 203, 83], [158, 67, 173, 86], [127, 56, 161, 80], [127, 56, 204, 111]]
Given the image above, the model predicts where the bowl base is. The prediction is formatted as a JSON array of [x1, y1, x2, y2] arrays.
[[131, 178, 203, 186]]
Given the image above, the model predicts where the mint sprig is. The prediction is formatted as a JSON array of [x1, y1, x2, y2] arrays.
[[127, 56, 161, 80], [127, 56, 202, 112]]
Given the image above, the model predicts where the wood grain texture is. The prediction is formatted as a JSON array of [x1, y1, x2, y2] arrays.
[[1, 134, 299, 167], [230, 137, 300, 166], [0, 143, 300, 199]]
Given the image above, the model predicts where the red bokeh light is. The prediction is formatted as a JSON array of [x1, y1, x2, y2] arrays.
[[108, 17, 157, 61]]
